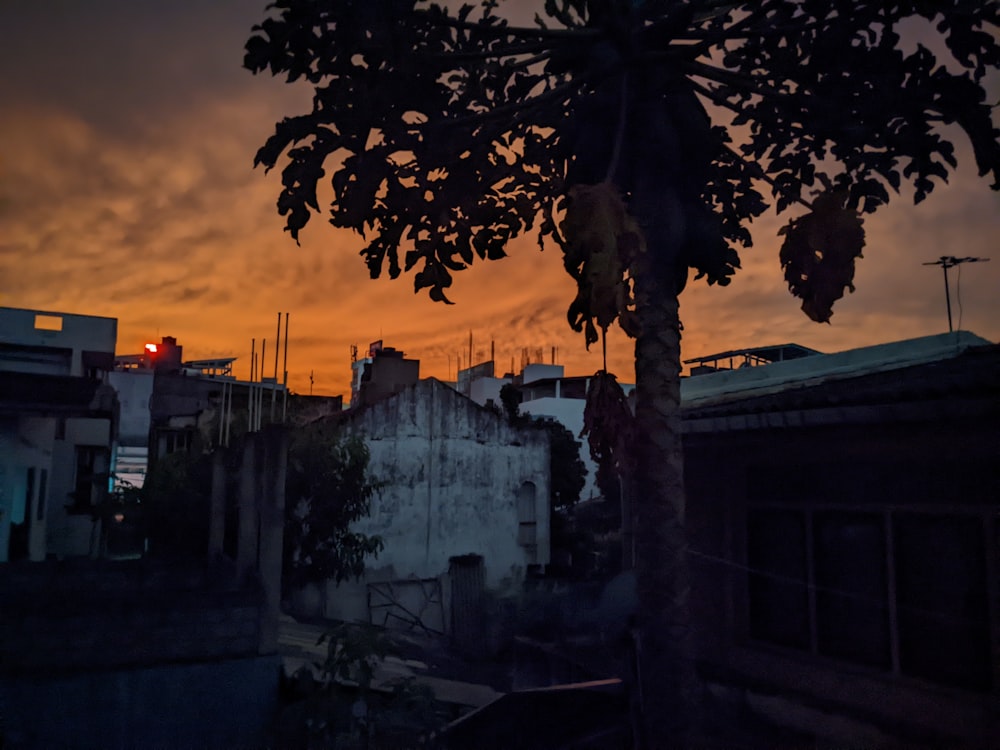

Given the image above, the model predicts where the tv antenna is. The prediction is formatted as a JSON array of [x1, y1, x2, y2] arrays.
[[922, 256, 989, 332]]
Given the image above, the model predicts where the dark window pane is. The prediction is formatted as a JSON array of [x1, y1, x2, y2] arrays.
[[814, 512, 890, 668], [36, 469, 47, 521], [747, 509, 809, 649], [894, 514, 990, 691]]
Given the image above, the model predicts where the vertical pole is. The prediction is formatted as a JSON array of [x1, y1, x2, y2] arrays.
[[237, 435, 259, 574], [282, 312, 290, 422], [259, 339, 267, 431], [249, 339, 256, 434], [258, 426, 287, 655], [217, 382, 225, 447], [208, 450, 226, 558], [224, 382, 232, 446], [271, 312, 281, 420], [942, 264, 954, 333]]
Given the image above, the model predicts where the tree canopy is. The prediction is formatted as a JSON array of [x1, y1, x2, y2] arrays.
[[246, 0, 999, 331], [246, 2, 999, 744]]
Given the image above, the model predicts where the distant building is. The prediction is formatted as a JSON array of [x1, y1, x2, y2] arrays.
[[683, 342, 821, 376], [459, 360, 633, 503], [0, 306, 118, 560], [114, 336, 292, 482], [350, 340, 420, 408]]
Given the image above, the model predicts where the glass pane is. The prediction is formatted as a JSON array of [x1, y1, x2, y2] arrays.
[[894, 513, 990, 691], [747, 509, 809, 649], [814, 512, 890, 668]]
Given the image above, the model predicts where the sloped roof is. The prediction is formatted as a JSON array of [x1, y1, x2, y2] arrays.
[[682, 333, 1000, 430], [681, 331, 993, 410]]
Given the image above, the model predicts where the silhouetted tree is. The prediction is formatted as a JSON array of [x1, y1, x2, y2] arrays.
[[246, 3, 999, 744], [498, 383, 586, 510]]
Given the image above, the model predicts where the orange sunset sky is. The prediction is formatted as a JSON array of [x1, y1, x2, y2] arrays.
[[2, 1, 998, 400]]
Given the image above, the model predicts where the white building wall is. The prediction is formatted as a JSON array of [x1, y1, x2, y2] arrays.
[[323, 380, 550, 624], [468, 375, 510, 408], [0, 416, 56, 562], [519, 395, 602, 503], [0, 306, 117, 377]]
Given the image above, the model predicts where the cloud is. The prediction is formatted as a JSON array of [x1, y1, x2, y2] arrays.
[[1, 1, 997, 400]]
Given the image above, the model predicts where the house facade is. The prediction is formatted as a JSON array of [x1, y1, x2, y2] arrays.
[[0, 306, 118, 561], [683, 332, 1000, 746], [317, 378, 551, 634]]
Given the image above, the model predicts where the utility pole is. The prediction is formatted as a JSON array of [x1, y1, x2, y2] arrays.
[[922, 256, 989, 332]]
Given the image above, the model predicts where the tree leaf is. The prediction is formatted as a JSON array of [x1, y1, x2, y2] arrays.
[[779, 189, 866, 323]]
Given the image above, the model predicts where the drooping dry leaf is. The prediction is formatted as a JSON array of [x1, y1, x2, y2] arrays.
[[779, 190, 866, 323], [561, 182, 645, 347]]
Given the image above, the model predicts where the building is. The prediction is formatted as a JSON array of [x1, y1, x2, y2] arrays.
[[460, 360, 632, 503], [683, 331, 1000, 746], [311, 378, 551, 640], [114, 335, 290, 482], [0, 306, 119, 561], [350, 340, 421, 408]]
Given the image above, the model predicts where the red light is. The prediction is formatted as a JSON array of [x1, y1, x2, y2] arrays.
[[145, 343, 158, 353]]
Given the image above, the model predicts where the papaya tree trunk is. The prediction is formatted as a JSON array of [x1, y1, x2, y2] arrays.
[[631, 252, 699, 748]]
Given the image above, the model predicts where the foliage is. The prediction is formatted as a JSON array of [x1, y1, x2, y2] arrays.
[[543, 416, 587, 510], [245, 0, 999, 331], [273, 623, 441, 748], [318, 621, 397, 691], [284, 425, 384, 592], [779, 188, 866, 323], [247, 2, 999, 743], [582, 370, 635, 498], [142, 451, 212, 558], [562, 182, 643, 347]]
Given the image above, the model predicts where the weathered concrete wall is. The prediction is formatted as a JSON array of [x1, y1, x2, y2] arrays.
[[323, 379, 550, 624], [352, 379, 549, 584]]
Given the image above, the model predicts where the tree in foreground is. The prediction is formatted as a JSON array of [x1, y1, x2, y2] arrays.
[[283, 425, 383, 597], [246, 2, 999, 744]]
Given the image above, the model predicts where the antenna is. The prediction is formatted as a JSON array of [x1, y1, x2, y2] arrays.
[[922, 256, 990, 332]]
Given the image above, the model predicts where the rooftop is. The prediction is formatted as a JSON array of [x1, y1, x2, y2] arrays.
[[681, 330, 994, 409]]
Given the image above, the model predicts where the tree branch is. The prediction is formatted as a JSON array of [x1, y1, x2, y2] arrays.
[[413, 73, 588, 132], [677, 58, 792, 102], [414, 8, 599, 41]]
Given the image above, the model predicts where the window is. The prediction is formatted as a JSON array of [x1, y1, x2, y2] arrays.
[[33, 313, 63, 332], [894, 514, 990, 690], [163, 430, 192, 456], [517, 482, 537, 562], [746, 507, 992, 691], [24, 468, 36, 527], [747, 509, 809, 649], [813, 512, 890, 668], [36, 469, 47, 521], [70, 447, 108, 513]]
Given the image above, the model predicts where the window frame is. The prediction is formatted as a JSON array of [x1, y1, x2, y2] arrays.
[[743, 501, 995, 693]]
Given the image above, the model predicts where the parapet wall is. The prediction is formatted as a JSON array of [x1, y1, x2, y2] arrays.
[[0, 557, 263, 673]]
